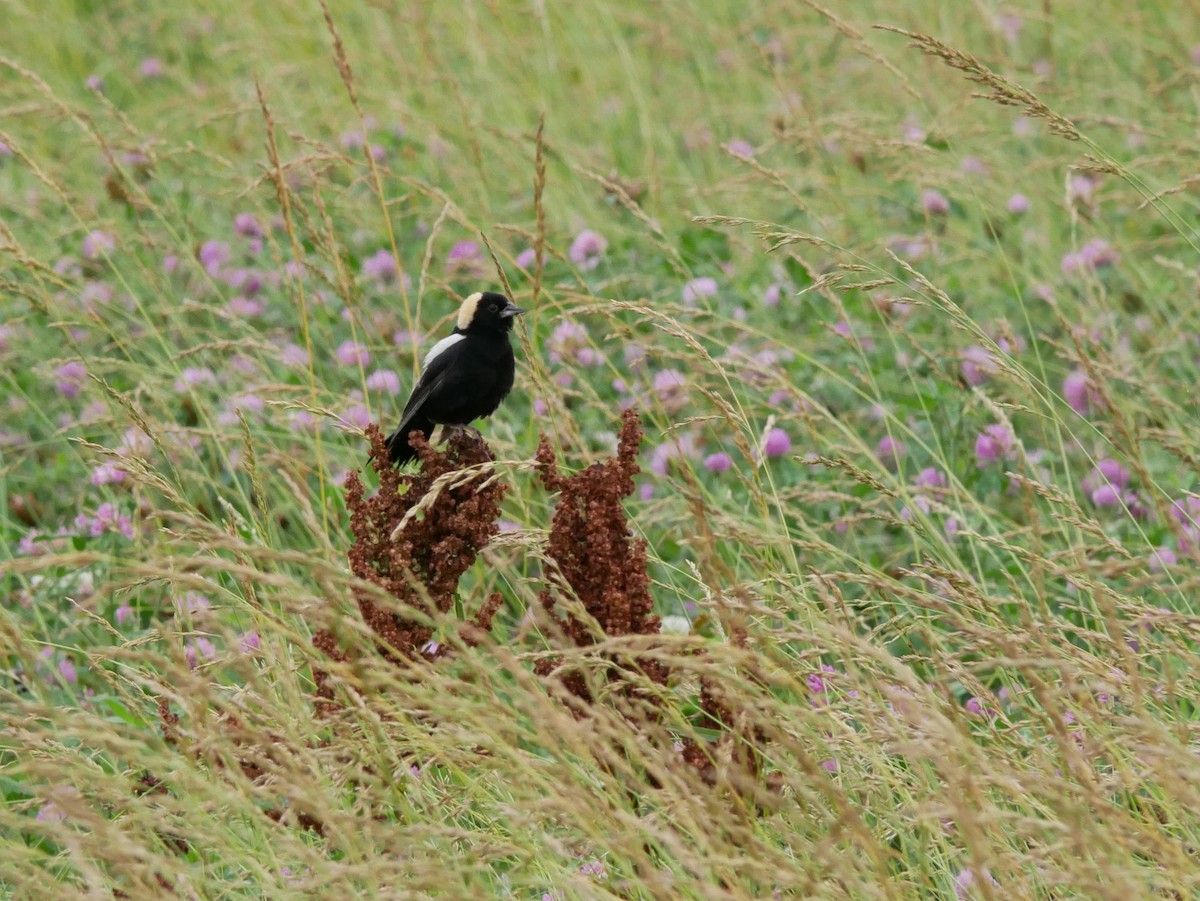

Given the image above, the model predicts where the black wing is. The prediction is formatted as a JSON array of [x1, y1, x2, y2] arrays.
[[384, 342, 467, 463]]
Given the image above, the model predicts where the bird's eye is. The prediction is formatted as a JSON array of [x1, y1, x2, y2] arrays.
[[489, 303, 499, 312]]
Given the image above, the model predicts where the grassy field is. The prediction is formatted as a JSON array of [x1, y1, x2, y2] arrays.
[[3, 1, 1200, 897]]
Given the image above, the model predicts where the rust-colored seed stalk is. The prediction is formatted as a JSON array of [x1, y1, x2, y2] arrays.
[[313, 425, 508, 713], [533, 407, 666, 698]]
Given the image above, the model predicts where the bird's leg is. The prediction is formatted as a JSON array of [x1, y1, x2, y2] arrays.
[[439, 424, 467, 444]]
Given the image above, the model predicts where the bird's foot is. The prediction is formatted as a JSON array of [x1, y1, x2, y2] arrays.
[[439, 424, 467, 443], [439, 424, 484, 441]]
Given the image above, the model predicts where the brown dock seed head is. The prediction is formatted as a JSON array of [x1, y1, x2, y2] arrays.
[[533, 408, 666, 700], [325, 423, 508, 672]]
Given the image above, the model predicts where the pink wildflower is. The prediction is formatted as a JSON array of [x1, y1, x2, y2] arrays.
[[921, 189, 950, 215], [974, 423, 1015, 467], [764, 427, 791, 458], [682, 277, 719, 307], [568, 230, 607, 271]]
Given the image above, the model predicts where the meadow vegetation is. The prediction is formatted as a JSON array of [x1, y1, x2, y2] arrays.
[[2, 1, 1200, 897]]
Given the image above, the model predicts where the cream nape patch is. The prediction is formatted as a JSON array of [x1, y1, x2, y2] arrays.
[[422, 333, 466, 371], [456, 292, 483, 331]]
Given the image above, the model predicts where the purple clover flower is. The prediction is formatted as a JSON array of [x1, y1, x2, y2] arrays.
[[974, 423, 1015, 467], [569, 229, 607, 271], [1092, 458, 1131, 491], [651, 369, 689, 413], [961, 345, 998, 386], [624, 342, 647, 368], [725, 139, 755, 159], [54, 361, 87, 399], [217, 393, 265, 426], [76, 502, 134, 539], [36, 787, 79, 823], [649, 434, 699, 475], [1063, 369, 1100, 416], [181, 592, 211, 618], [366, 369, 401, 394], [888, 234, 932, 260], [547, 321, 603, 366], [682, 277, 719, 307], [280, 343, 309, 368], [704, 451, 733, 473], [339, 404, 372, 431], [362, 249, 400, 284], [336, 340, 370, 368], [89, 461, 126, 485], [876, 436, 905, 468], [139, 58, 164, 79], [899, 494, 932, 522], [1068, 174, 1094, 204], [290, 410, 317, 430], [19, 531, 44, 556], [81, 230, 115, 260], [1080, 237, 1119, 268], [446, 240, 484, 276], [954, 868, 999, 899], [1082, 459, 1136, 510], [833, 319, 875, 351], [920, 189, 950, 215], [1007, 193, 1031, 214], [578, 859, 607, 879], [198, 239, 230, 275], [1171, 495, 1200, 539], [998, 13, 1023, 41], [914, 467, 946, 489], [1062, 238, 1119, 275], [174, 367, 218, 391], [238, 631, 262, 653], [1150, 547, 1177, 572], [226, 296, 263, 317], [763, 427, 791, 458], [960, 156, 987, 177], [79, 281, 113, 311], [185, 637, 217, 669], [233, 213, 262, 238]]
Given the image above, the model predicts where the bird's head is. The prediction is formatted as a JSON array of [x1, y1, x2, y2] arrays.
[[457, 291, 525, 334]]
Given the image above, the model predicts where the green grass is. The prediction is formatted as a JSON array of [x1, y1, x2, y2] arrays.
[[3, 1, 1200, 897]]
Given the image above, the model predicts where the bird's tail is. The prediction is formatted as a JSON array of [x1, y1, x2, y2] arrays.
[[384, 413, 433, 466]]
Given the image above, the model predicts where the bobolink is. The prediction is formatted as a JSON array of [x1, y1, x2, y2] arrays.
[[385, 290, 525, 465]]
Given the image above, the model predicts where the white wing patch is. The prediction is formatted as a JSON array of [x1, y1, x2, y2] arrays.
[[423, 333, 465, 371]]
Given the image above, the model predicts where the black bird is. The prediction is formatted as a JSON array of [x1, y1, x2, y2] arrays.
[[385, 291, 525, 465]]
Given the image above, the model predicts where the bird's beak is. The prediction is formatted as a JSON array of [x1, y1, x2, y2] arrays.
[[500, 302, 526, 318]]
